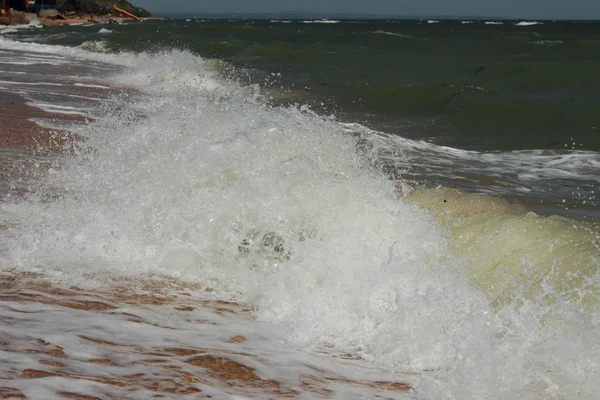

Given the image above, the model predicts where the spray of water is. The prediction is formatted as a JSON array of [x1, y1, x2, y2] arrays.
[[1, 45, 599, 399]]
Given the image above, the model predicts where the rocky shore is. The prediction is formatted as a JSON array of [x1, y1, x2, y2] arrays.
[[55, 0, 151, 18], [1, 0, 151, 25]]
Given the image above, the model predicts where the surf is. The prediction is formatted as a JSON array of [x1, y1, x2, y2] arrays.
[[1, 40, 599, 399]]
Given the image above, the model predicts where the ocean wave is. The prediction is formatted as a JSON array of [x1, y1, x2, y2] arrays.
[[372, 30, 413, 38], [79, 40, 110, 53], [356, 127, 600, 215], [301, 19, 341, 24], [516, 21, 543, 26], [533, 39, 564, 45], [1, 41, 599, 400], [0, 27, 20, 34], [0, 36, 126, 64]]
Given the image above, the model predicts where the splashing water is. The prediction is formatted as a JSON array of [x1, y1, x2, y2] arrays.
[[1, 43, 599, 399]]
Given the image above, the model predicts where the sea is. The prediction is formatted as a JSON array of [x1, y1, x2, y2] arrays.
[[0, 17, 599, 399]]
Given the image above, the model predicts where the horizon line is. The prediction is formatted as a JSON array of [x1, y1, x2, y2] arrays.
[[150, 11, 600, 21]]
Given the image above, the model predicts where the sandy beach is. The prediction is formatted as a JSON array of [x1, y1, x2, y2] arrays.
[[0, 45, 414, 400]]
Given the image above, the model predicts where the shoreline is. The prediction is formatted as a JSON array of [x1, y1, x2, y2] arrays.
[[0, 48, 117, 200], [0, 269, 414, 399], [0, 84, 89, 201], [0, 12, 163, 26], [39, 16, 164, 25]]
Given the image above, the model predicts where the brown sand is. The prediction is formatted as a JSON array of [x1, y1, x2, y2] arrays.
[[0, 90, 92, 202], [0, 92, 86, 149], [1, 271, 413, 398]]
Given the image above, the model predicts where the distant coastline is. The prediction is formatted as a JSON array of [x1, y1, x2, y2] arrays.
[[54, 0, 152, 18], [1, 0, 152, 25], [0, 0, 156, 25]]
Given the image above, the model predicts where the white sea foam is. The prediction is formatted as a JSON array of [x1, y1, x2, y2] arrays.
[[26, 101, 93, 116], [353, 126, 600, 210], [0, 69, 26, 74], [0, 80, 64, 86], [372, 30, 413, 39], [74, 82, 113, 89], [485, 21, 504, 25], [533, 39, 564, 45], [302, 20, 342, 24], [79, 39, 109, 53], [0, 22, 38, 34], [0, 41, 599, 400], [0, 51, 68, 65], [0, 27, 20, 34], [516, 21, 543, 26], [29, 117, 88, 131], [0, 277, 415, 399], [0, 36, 128, 65]]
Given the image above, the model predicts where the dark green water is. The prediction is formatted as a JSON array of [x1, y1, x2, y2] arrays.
[[11, 18, 600, 152], [3, 18, 599, 217]]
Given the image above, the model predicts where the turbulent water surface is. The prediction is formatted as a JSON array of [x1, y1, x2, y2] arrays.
[[0, 17, 599, 400]]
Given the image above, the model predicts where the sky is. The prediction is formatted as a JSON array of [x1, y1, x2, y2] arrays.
[[135, 0, 600, 20]]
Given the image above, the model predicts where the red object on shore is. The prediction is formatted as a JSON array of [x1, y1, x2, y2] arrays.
[[113, 4, 139, 20]]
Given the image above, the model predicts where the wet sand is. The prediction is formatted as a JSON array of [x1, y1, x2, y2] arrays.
[[0, 91, 84, 148], [1, 271, 413, 399]]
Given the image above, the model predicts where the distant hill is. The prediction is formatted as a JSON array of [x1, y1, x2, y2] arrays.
[[56, 0, 152, 18]]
